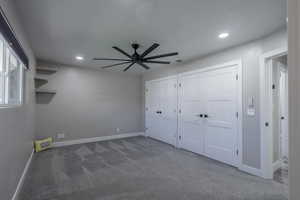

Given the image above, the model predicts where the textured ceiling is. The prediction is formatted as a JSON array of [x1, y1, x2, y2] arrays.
[[15, 0, 287, 74]]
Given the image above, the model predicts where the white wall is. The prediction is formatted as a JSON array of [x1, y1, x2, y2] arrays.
[[35, 63, 143, 142], [0, 0, 36, 199], [143, 29, 287, 170]]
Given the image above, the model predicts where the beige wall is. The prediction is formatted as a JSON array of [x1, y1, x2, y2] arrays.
[[35, 63, 143, 142], [143, 29, 287, 169], [0, 0, 36, 199]]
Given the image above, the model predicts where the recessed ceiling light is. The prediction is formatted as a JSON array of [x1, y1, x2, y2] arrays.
[[218, 32, 229, 39], [75, 56, 84, 61]]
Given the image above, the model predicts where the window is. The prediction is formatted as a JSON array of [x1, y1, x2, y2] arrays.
[[0, 33, 24, 106]]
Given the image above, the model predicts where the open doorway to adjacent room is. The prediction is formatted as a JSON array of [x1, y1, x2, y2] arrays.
[[260, 49, 289, 192]]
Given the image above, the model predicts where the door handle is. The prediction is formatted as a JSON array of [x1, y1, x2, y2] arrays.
[[197, 114, 203, 118], [281, 116, 285, 120], [156, 111, 160, 114], [204, 114, 209, 118]]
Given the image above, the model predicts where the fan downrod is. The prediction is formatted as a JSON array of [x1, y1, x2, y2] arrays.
[[132, 43, 140, 50]]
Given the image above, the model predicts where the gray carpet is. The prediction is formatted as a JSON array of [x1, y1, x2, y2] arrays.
[[19, 136, 288, 200]]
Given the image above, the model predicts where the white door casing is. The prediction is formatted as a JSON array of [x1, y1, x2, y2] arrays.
[[259, 47, 288, 179]]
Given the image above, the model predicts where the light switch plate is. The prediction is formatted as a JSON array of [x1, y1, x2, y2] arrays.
[[57, 133, 65, 139]]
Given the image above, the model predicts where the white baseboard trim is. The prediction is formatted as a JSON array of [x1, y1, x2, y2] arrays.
[[273, 160, 282, 172], [53, 132, 145, 148], [12, 149, 34, 200], [239, 164, 264, 178]]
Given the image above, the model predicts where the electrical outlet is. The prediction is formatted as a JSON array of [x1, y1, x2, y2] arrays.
[[116, 128, 120, 133], [57, 133, 65, 139]]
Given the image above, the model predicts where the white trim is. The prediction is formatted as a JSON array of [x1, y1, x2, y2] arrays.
[[236, 60, 244, 170], [259, 47, 288, 179], [178, 60, 242, 77], [11, 149, 34, 200], [145, 75, 178, 83], [240, 164, 264, 177], [273, 160, 282, 172], [53, 132, 145, 148]]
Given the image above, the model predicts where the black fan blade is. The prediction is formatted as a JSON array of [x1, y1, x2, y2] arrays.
[[137, 62, 150, 70], [112, 46, 132, 59], [101, 61, 131, 69], [123, 62, 136, 72], [143, 60, 171, 64], [141, 43, 160, 58], [93, 58, 132, 61], [144, 52, 178, 60]]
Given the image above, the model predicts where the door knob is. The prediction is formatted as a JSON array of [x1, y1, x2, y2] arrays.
[[197, 114, 203, 118], [204, 114, 209, 118]]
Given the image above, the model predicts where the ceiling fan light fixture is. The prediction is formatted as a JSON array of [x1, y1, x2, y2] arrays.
[[93, 43, 179, 72]]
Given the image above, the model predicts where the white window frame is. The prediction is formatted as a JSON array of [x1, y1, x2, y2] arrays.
[[0, 33, 25, 108]]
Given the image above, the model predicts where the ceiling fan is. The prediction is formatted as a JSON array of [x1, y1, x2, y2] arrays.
[[93, 43, 178, 71]]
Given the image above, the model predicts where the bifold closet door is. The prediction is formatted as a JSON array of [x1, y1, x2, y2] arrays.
[[145, 78, 177, 146], [179, 65, 239, 167]]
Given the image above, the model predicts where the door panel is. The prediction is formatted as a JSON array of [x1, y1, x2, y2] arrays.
[[179, 65, 239, 167], [179, 74, 206, 155], [145, 78, 177, 146], [204, 67, 238, 166], [145, 81, 161, 139], [159, 78, 177, 145]]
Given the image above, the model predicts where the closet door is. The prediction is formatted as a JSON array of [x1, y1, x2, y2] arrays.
[[178, 73, 207, 155], [204, 66, 239, 166], [159, 78, 178, 146], [145, 81, 161, 140], [145, 78, 178, 146], [179, 65, 240, 167]]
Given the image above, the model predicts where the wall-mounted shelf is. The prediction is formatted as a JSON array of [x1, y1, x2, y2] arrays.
[[36, 67, 57, 75], [35, 89, 56, 94], [34, 77, 48, 88]]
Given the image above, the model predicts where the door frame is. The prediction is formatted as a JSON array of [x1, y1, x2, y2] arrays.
[[177, 59, 243, 169], [259, 47, 288, 179]]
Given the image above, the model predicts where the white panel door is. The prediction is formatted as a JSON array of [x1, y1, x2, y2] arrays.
[[179, 65, 239, 167], [204, 66, 239, 167], [178, 73, 207, 155], [145, 81, 161, 140], [145, 77, 178, 146], [159, 78, 178, 146]]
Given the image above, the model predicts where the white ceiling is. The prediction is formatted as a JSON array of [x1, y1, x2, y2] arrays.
[[15, 0, 286, 74]]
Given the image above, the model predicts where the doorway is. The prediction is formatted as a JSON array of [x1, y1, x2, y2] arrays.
[[272, 55, 289, 186], [260, 48, 288, 188]]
